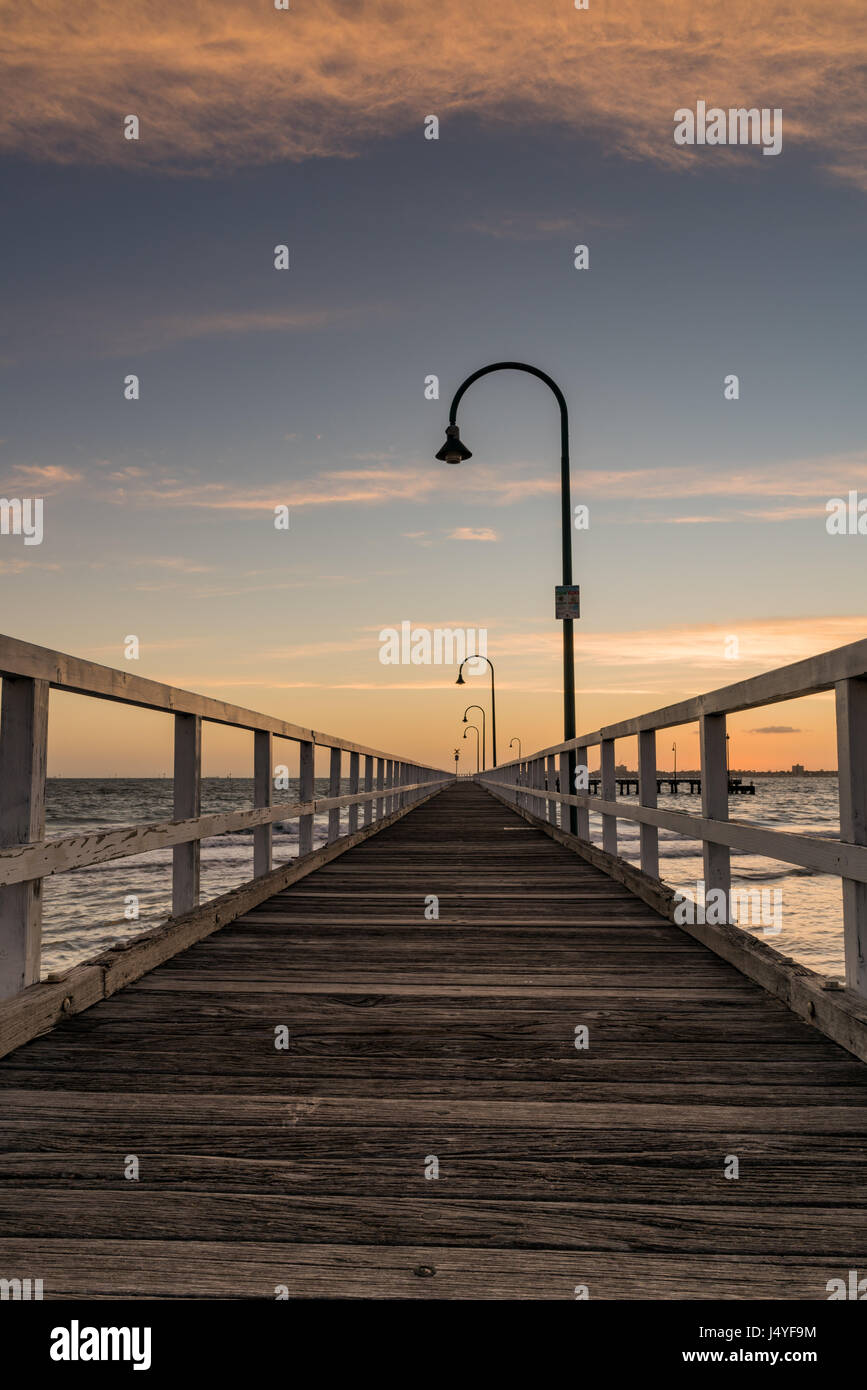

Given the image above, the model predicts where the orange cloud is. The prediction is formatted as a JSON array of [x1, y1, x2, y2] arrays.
[[449, 526, 500, 541], [2, 2, 866, 186]]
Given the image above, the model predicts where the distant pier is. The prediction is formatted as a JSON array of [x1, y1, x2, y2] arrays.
[[585, 776, 757, 797]]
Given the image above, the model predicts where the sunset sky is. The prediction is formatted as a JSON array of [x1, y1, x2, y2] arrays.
[[1, 0, 866, 774]]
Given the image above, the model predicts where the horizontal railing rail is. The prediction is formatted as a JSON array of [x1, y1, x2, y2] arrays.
[[0, 634, 450, 999], [477, 635, 867, 996]]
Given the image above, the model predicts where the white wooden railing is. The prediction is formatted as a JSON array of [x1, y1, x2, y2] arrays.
[[0, 634, 449, 999], [478, 637, 867, 996]]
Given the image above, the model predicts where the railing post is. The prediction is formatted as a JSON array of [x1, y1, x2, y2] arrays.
[[376, 757, 385, 820], [700, 713, 730, 918], [600, 737, 617, 855], [172, 712, 201, 915], [363, 755, 374, 826], [386, 758, 394, 815], [253, 729, 273, 877], [348, 751, 360, 834], [836, 677, 867, 993], [638, 728, 659, 879], [533, 757, 543, 815], [0, 676, 49, 998], [299, 739, 314, 855], [558, 751, 569, 830], [546, 754, 556, 824], [328, 746, 341, 843], [575, 744, 590, 839]]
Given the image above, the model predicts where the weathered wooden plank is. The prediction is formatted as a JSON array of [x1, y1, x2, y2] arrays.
[[1, 1189, 864, 1257], [3, 1090, 866, 1133], [2, 1064, 862, 1095], [0, 1237, 845, 1299]]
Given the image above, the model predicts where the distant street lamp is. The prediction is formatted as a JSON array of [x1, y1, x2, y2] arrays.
[[463, 704, 487, 771], [726, 732, 731, 779], [672, 741, 677, 789], [463, 723, 481, 773], [456, 655, 497, 767], [509, 737, 522, 758], [438, 362, 576, 829]]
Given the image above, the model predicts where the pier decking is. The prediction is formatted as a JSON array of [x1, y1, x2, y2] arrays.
[[1, 782, 865, 1300]]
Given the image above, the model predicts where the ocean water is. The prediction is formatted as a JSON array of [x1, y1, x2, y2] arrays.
[[40, 777, 340, 976], [39, 775, 846, 980], [587, 775, 844, 978]]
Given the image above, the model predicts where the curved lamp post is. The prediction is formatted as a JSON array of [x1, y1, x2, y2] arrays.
[[438, 362, 576, 827], [463, 704, 487, 771], [462, 723, 480, 774], [456, 655, 497, 767], [509, 737, 522, 758]]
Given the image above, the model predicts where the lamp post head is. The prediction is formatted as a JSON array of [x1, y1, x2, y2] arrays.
[[435, 424, 472, 464]]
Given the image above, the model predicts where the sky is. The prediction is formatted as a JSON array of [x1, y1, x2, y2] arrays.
[[1, 0, 866, 775]]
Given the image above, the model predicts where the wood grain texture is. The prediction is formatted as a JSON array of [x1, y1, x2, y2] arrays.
[[0, 782, 864, 1301]]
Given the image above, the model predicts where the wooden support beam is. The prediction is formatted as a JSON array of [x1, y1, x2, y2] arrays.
[[600, 737, 617, 856], [575, 744, 590, 840], [299, 740, 314, 856], [376, 758, 385, 821], [700, 712, 730, 917], [558, 752, 570, 831], [348, 752, 360, 833], [0, 676, 49, 998], [836, 677, 867, 995], [328, 747, 342, 843], [638, 728, 659, 880], [253, 730, 272, 878], [546, 754, 557, 824], [363, 755, 374, 827], [172, 713, 201, 916]]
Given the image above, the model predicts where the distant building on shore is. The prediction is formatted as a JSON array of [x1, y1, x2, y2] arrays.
[[791, 763, 805, 775]]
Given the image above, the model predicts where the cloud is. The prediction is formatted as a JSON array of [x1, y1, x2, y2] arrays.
[[487, 614, 867, 677], [112, 307, 343, 354], [579, 454, 867, 503], [3, 2, 866, 187], [0, 303, 347, 362], [750, 725, 802, 734], [449, 526, 499, 541], [7, 464, 82, 486], [104, 460, 560, 514]]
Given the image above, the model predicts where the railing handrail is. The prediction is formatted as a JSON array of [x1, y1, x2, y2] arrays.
[[0, 632, 433, 766], [493, 635, 867, 764], [477, 634, 867, 997], [0, 632, 450, 1001]]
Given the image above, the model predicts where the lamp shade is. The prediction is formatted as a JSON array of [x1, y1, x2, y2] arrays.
[[435, 424, 472, 464]]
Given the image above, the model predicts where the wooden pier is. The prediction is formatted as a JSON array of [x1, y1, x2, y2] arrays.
[[1, 781, 866, 1299], [583, 777, 756, 796], [1, 633, 867, 1300]]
